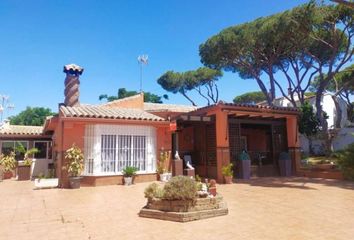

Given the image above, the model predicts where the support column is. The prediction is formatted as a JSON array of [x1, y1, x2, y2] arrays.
[[286, 116, 301, 174], [215, 111, 230, 183], [172, 132, 183, 176]]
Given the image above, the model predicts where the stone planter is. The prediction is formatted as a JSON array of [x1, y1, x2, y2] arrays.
[[279, 152, 292, 177], [3, 171, 13, 179], [238, 160, 251, 179], [69, 177, 82, 189], [224, 176, 233, 184], [279, 160, 292, 176], [124, 176, 133, 186], [139, 195, 228, 222], [17, 165, 31, 181], [159, 173, 172, 182], [146, 195, 225, 212], [34, 178, 59, 189]]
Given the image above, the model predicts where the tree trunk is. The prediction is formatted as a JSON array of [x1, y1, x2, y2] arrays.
[[348, 104, 354, 122], [315, 85, 327, 132], [180, 91, 197, 106], [309, 136, 313, 155]]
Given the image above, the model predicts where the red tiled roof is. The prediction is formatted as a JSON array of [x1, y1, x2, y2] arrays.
[[190, 101, 300, 114], [0, 125, 44, 135], [60, 105, 165, 121], [143, 103, 198, 113]]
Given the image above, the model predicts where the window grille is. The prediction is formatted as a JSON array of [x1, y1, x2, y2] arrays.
[[84, 124, 156, 175]]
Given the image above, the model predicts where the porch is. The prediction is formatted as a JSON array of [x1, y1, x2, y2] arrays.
[[173, 102, 300, 183]]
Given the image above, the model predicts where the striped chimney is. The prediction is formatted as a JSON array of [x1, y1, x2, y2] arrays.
[[63, 64, 84, 107]]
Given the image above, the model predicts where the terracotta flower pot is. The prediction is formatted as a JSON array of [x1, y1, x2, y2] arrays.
[[69, 177, 82, 189], [224, 176, 233, 184], [3, 171, 13, 179], [124, 177, 133, 186], [209, 187, 217, 196], [17, 165, 31, 181]]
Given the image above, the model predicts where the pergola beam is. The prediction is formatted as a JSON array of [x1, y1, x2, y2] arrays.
[[178, 115, 212, 122], [229, 111, 286, 119]]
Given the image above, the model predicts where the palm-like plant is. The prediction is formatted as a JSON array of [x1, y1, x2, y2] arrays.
[[16, 143, 39, 166]]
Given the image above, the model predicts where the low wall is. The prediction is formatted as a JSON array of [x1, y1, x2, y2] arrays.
[[300, 127, 354, 155], [146, 195, 224, 212], [296, 169, 343, 180], [81, 173, 157, 186]]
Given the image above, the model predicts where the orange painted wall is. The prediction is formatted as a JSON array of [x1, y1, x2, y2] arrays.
[[156, 126, 173, 172], [241, 128, 267, 152], [54, 118, 171, 187], [286, 116, 300, 147], [103, 93, 144, 109]]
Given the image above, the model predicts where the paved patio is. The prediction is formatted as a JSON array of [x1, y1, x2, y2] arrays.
[[0, 177, 354, 240]]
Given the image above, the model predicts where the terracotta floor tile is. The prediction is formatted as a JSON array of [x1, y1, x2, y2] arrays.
[[0, 177, 354, 240]]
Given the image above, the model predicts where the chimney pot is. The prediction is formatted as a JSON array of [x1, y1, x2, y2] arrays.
[[63, 64, 83, 107]]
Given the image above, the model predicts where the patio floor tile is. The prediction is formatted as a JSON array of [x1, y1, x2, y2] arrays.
[[0, 177, 354, 240]]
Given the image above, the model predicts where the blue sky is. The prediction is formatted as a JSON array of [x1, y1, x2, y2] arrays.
[[0, 0, 309, 116]]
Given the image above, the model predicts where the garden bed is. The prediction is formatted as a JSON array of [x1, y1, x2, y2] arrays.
[[139, 195, 228, 222], [139, 176, 228, 222]]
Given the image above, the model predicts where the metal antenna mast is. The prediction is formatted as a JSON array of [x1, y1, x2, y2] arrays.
[[0, 95, 14, 124], [137, 55, 149, 92]]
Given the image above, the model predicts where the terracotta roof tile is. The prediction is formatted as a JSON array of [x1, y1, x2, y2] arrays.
[[143, 103, 198, 113], [101, 94, 143, 107], [0, 125, 44, 135], [63, 64, 84, 74], [190, 101, 299, 114], [60, 105, 165, 121]]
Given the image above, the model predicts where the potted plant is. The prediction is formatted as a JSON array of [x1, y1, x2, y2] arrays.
[[222, 163, 233, 184], [238, 151, 251, 179], [64, 144, 84, 189], [122, 166, 138, 185], [16, 145, 38, 181], [157, 150, 171, 182], [278, 152, 292, 177], [0, 152, 16, 179]]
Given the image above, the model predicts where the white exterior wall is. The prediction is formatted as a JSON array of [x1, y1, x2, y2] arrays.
[[83, 124, 157, 176], [274, 93, 348, 129], [332, 128, 354, 151], [300, 128, 354, 154]]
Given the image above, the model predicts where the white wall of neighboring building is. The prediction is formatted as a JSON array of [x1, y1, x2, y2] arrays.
[[308, 94, 348, 129], [273, 93, 349, 129], [332, 128, 354, 151], [300, 128, 354, 155]]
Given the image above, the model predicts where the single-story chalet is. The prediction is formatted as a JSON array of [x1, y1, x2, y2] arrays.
[[0, 64, 301, 187]]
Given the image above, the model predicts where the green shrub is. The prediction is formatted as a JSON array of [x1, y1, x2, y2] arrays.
[[0, 152, 16, 172], [163, 176, 197, 200], [239, 152, 250, 161], [222, 163, 233, 177], [195, 174, 201, 182], [196, 182, 203, 191], [337, 143, 354, 181], [144, 183, 164, 199], [64, 144, 84, 177], [122, 166, 138, 177]]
